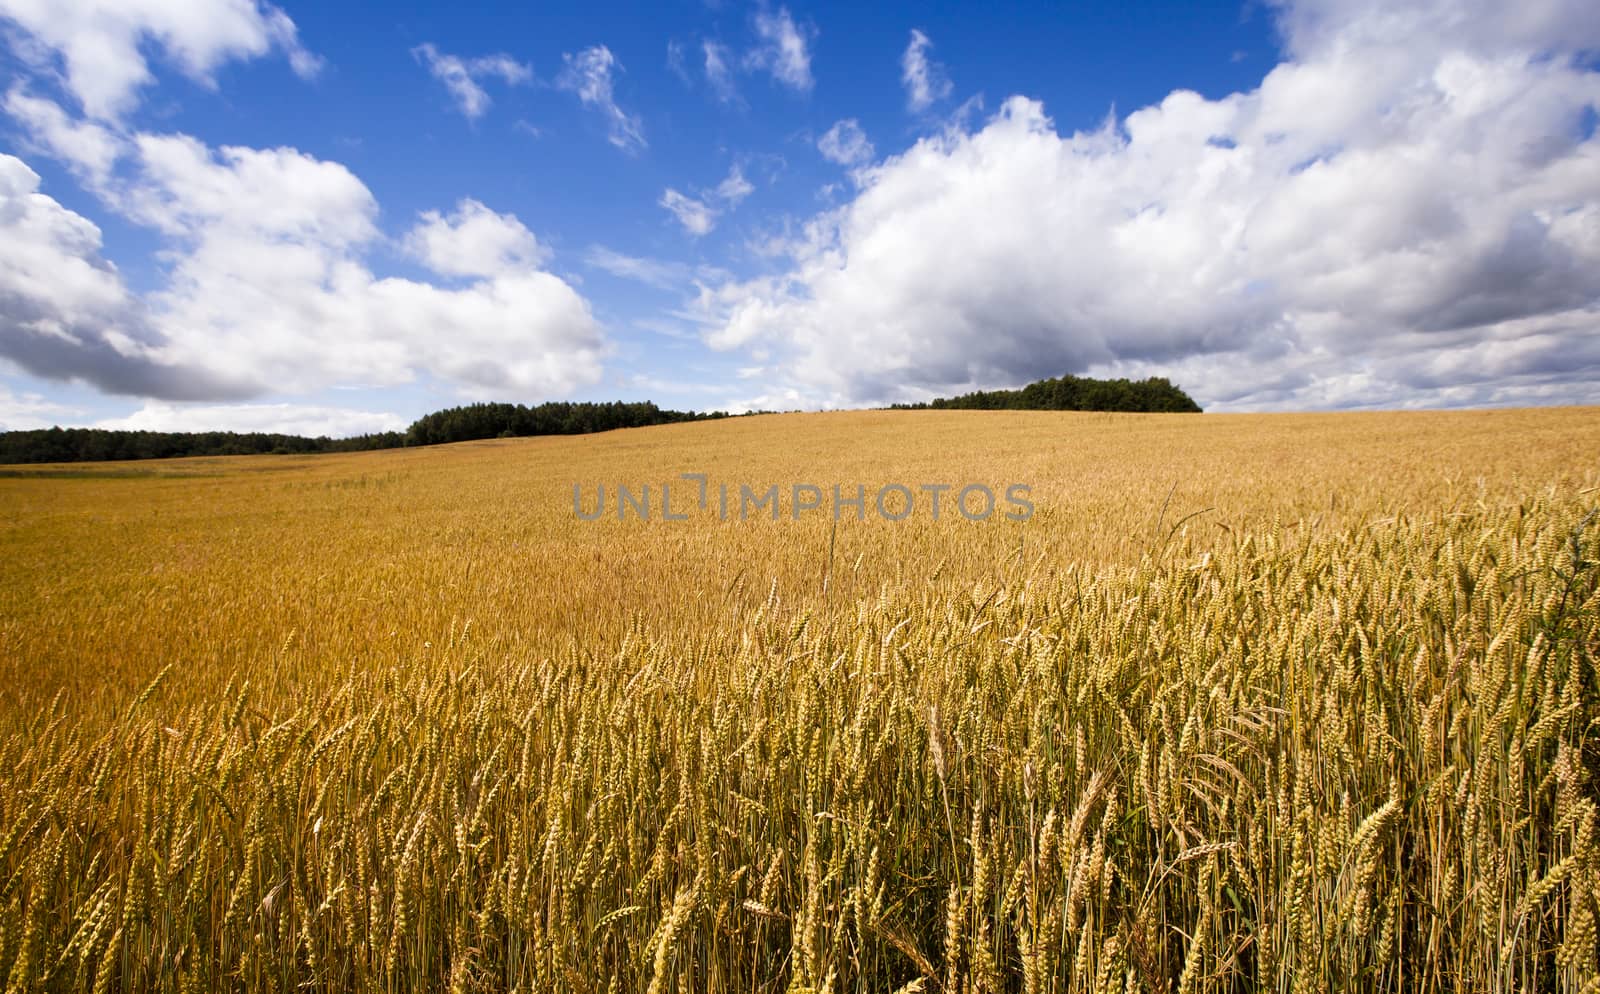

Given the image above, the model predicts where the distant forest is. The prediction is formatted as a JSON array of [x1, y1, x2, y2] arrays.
[[401, 401, 726, 446], [890, 374, 1203, 413], [0, 401, 725, 464], [0, 375, 1200, 464]]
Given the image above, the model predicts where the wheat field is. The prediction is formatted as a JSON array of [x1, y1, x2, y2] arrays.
[[1, 408, 1599, 993]]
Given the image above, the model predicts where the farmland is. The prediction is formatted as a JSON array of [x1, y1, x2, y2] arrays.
[[1, 407, 1598, 992]]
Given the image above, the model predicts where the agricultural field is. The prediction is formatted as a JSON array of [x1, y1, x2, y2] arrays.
[[1, 407, 1599, 993]]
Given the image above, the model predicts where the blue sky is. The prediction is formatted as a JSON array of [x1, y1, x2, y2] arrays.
[[0, 0, 1597, 435]]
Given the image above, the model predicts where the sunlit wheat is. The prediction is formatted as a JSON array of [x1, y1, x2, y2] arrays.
[[0, 407, 1597, 992]]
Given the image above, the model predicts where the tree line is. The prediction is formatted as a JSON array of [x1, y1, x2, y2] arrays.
[[889, 374, 1203, 413], [0, 375, 1200, 464], [0, 428, 405, 464], [0, 401, 730, 464], [402, 400, 725, 447]]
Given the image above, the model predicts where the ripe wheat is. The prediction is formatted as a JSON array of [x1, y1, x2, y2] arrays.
[[0, 407, 1597, 992]]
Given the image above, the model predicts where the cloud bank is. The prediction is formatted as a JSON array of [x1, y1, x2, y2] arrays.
[[1, 124, 605, 404], [695, 0, 1600, 410], [0, 0, 319, 120], [95, 401, 406, 436], [0, 0, 608, 423]]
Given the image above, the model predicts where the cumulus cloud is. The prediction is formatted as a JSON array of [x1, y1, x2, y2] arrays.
[[0, 130, 606, 402], [120, 137, 603, 397], [95, 401, 407, 437], [901, 29, 952, 113], [3, 85, 123, 184], [0, 153, 252, 399], [660, 189, 718, 236], [744, 7, 813, 94], [404, 199, 548, 278], [817, 119, 873, 166], [694, 0, 1600, 410], [0, 0, 319, 120], [126, 133, 379, 244], [1273, 0, 1600, 60], [411, 43, 531, 119], [0, 11, 612, 407], [556, 45, 646, 152]]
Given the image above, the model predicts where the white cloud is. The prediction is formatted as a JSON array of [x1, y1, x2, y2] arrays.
[[127, 133, 379, 245], [633, 317, 697, 341], [0, 153, 243, 399], [0, 0, 319, 120], [123, 137, 603, 397], [715, 384, 808, 415], [659, 188, 718, 236], [716, 164, 755, 204], [817, 119, 873, 166], [3, 85, 123, 184], [556, 45, 646, 152], [585, 247, 690, 290], [0, 384, 83, 430], [404, 199, 548, 278], [0, 129, 607, 402], [901, 29, 952, 113], [695, 0, 1600, 410], [0, 156, 129, 325], [95, 401, 406, 437], [703, 40, 738, 103], [744, 7, 813, 94], [1273, 0, 1600, 61], [688, 14, 811, 106], [411, 43, 531, 119], [655, 166, 754, 240], [666, 40, 691, 85]]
